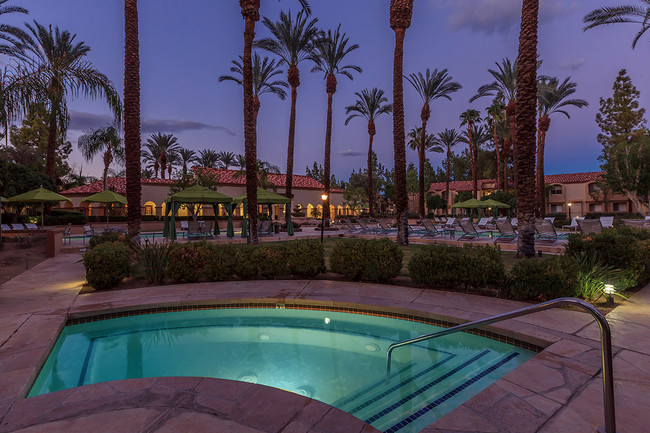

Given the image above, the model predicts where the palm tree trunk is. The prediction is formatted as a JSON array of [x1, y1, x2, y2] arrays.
[[124, 0, 141, 239], [241, 2, 260, 244], [445, 147, 451, 210], [418, 109, 429, 218], [102, 148, 112, 191], [285, 66, 299, 225], [392, 28, 409, 245], [514, 0, 539, 258], [324, 78, 335, 224], [45, 105, 58, 180], [493, 121, 501, 190], [537, 118, 549, 217], [367, 122, 375, 217], [468, 124, 477, 198]]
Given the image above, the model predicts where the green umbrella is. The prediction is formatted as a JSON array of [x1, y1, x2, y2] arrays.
[[7, 187, 71, 228], [450, 198, 483, 208], [480, 198, 510, 208], [81, 190, 128, 228], [233, 188, 293, 237]]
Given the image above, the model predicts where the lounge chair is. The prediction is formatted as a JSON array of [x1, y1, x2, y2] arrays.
[[357, 219, 380, 235], [534, 220, 564, 245], [62, 224, 72, 245], [600, 216, 614, 228], [258, 220, 273, 237], [341, 219, 363, 235], [11, 223, 25, 231], [419, 219, 444, 238], [562, 217, 583, 232], [201, 221, 215, 239], [494, 220, 518, 244], [544, 217, 555, 225], [577, 218, 603, 235], [25, 223, 39, 230], [458, 219, 490, 242], [1, 224, 12, 231], [179, 220, 189, 237], [376, 219, 398, 235], [476, 217, 490, 229], [187, 221, 202, 240], [510, 218, 518, 229]]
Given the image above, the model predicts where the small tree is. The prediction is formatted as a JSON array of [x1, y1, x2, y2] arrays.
[[597, 69, 650, 215], [343, 187, 368, 216]]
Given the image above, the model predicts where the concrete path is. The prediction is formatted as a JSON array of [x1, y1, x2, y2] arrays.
[[0, 252, 647, 432]]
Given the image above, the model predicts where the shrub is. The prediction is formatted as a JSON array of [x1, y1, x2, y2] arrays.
[[408, 244, 505, 291], [83, 242, 131, 290], [234, 244, 288, 279], [134, 240, 172, 285], [203, 243, 237, 281], [574, 251, 627, 303], [565, 227, 650, 289], [88, 232, 133, 249], [508, 255, 579, 301], [285, 239, 324, 278], [167, 242, 214, 283], [330, 238, 403, 282]]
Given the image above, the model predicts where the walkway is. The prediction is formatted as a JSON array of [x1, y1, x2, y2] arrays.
[[0, 252, 647, 432]]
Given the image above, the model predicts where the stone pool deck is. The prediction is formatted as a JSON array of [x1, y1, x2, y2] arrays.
[[0, 252, 648, 432]]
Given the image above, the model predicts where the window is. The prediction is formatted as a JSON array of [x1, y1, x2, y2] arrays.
[[550, 185, 562, 195], [613, 203, 626, 212], [589, 203, 602, 213], [588, 183, 601, 194], [550, 204, 563, 213]]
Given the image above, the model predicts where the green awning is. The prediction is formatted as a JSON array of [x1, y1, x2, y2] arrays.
[[164, 185, 234, 240], [81, 190, 127, 204], [450, 198, 484, 208], [167, 185, 232, 203], [480, 198, 510, 208]]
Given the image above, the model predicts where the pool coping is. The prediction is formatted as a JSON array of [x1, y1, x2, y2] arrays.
[[0, 255, 620, 432]]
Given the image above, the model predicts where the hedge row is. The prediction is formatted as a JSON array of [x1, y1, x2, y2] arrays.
[[330, 238, 403, 283]]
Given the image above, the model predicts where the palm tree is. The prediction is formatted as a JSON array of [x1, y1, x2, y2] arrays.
[[234, 153, 247, 170], [17, 21, 122, 181], [219, 52, 288, 129], [166, 151, 180, 179], [584, 1, 650, 48], [177, 148, 198, 176], [143, 133, 180, 179], [390, 0, 414, 245], [141, 146, 159, 178], [0, 0, 28, 55], [77, 125, 123, 191], [124, 0, 141, 239], [239, 0, 310, 245], [514, 0, 540, 258], [459, 109, 482, 197], [406, 68, 461, 217], [310, 25, 361, 224], [344, 88, 392, 217], [486, 101, 506, 190], [198, 149, 220, 168], [536, 77, 587, 216], [216, 150, 236, 169], [408, 126, 442, 216], [257, 9, 319, 224], [433, 128, 462, 208]]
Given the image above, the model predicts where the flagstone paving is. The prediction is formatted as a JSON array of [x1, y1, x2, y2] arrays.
[[0, 251, 647, 432]]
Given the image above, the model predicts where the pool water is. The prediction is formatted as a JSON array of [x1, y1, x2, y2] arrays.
[[29, 308, 535, 433]]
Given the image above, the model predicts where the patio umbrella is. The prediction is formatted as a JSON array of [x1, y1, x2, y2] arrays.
[[81, 190, 128, 228], [480, 199, 510, 218], [6, 187, 72, 228]]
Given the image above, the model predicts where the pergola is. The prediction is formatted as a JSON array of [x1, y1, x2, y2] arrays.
[[163, 185, 234, 240], [233, 187, 292, 237]]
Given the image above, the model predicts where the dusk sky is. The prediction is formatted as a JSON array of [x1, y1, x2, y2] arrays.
[[3, 0, 648, 182]]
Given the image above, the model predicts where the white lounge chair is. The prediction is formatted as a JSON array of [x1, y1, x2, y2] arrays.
[[600, 216, 614, 228], [11, 223, 25, 230], [562, 217, 583, 232], [25, 223, 39, 230]]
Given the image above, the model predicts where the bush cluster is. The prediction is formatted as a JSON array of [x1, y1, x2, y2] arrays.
[[565, 227, 650, 289], [88, 232, 133, 249], [330, 238, 403, 282], [83, 242, 131, 290], [508, 255, 579, 301], [408, 244, 506, 291], [166, 239, 324, 283]]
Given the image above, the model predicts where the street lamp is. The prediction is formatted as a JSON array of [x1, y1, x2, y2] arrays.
[[320, 193, 328, 243], [567, 202, 572, 220]]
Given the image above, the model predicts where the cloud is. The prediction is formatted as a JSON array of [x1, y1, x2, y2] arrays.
[[68, 110, 237, 136], [433, 0, 575, 35], [559, 57, 585, 71], [338, 149, 364, 157]]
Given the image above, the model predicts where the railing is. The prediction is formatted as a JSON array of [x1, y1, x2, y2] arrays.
[[385, 297, 616, 433]]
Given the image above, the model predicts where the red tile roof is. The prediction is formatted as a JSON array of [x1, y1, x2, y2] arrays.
[[194, 168, 326, 190], [429, 171, 604, 192], [61, 177, 174, 195]]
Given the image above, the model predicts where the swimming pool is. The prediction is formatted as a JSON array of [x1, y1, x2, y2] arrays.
[[29, 308, 535, 433]]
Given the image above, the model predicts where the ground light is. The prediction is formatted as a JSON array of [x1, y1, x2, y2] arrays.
[[320, 193, 328, 243], [604, 283, 616, 304]]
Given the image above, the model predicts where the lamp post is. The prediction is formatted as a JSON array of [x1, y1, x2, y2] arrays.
[[567, 202, 572, 220], [320, 193, 328, 243]]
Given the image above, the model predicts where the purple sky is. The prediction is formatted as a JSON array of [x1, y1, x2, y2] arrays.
[[3, 0, 649, 181]]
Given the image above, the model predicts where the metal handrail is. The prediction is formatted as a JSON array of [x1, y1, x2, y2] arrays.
[[385, 297, 616, 433]]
